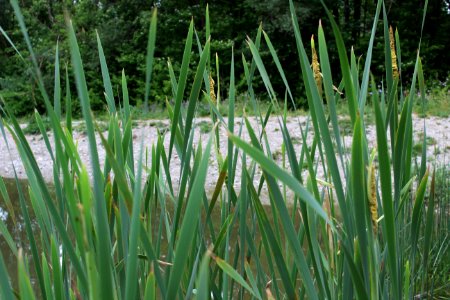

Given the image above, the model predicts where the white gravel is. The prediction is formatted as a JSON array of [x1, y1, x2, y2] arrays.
[[1, 115, 449, 202]]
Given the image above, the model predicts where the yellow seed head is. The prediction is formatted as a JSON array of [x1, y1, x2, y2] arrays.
[[389, 26, 399, 79], [311, 35, 322, 96], [209, 75, 216, 104], [368, 163, 378, 234]]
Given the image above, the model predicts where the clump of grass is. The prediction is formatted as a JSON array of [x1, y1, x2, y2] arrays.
[[23, 115, 51, 135], [413, 142, 424, 156], [73, 121, 109, 133], [414, 84, 450, 118], [148, 120, 169, 133], [0, 0, 447, 299], [412, 136, 437, 156], [196, 120, 213, 134]]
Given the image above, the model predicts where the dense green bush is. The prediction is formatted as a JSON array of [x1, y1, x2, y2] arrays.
[[1, 0, 450, 116]]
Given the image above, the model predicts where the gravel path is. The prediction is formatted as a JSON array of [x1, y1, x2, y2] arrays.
[[1, 115, 449, 201]]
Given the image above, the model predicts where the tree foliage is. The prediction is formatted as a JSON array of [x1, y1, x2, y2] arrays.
[[1, 0, 449, 116]]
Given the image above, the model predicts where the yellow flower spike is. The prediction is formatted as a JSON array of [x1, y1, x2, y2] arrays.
[[367, 149, 378, 235], [389, 26, 399, 79], [311, 35, 322, 96], [209, 75, 216, 104]]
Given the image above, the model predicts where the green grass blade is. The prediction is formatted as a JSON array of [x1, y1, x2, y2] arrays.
[[318, 21, 344, 161], [246, 37, 277, 105], [168, 19, 194, 159], [350, 116, 370, 291], [262, 31, 294, 104], [0, 217, 17, 256], [228, 133, 330, 224], [0, 251, 14, 300], [0, 25, 24, 60], [214, 256, 260, 299], [121, 70, 130, 120], [340, 244, 369, 300], [67, 18, 114, 298], [139, 225, 166, 297], [51, 237, 64, 300], [246, 173, 297, 299], [65, 65, 72, 133], [13, 175, 47, 298], [125, 140, 145, 300], [166, 135, 213, 299], [181, 39, 211, 159], [96, 31, 116, 113], [167, 59, 178, 99], [289, 1, 350, 232], [144, 270, 156, 300], [18, 250, 36, 300], [42, 254, 53, 300], [227, 47, 236, 211], [0, 176, 16, 224], [421, 170, 435, 294], [3, 116, 88, 291], [358, 0, 382, 113], [195, 251, 211, 300], [144, 8, 157, 111], [318, 0, 357, 124], [373, 91, 399, 297], [53, 41, 61, 119], [410, 170, 429, 265], [403, 261, 410, 300]]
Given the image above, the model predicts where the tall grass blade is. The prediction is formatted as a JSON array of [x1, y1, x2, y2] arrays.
[[421, 170, 435, 294], [144, 270, 156, 300], [125, 140, 145, 300], [0, 251, 14, 299], [373, 89, 399, 297], [53, 41, 61, 119], [229, 133, 330, 224], [410, 170, 429, 266], [144, 8, 157, 111], [358, 0, 382, 113], [181, 39, 210, 159], [168, 19, 194, 160], [96, 31, 116, 113], [65, 65, 72, 133], [18, 250, 36, 300], [214, 255, 260, 299], [319, 0, 357, 124], [67, 19, 114, 298], [166, 135, 213, 299]]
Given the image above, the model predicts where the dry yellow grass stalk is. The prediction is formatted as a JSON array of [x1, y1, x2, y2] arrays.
[[389, 26, 399, 79]]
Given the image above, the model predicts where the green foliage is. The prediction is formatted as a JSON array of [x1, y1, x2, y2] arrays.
[[414, 83, 450, 118], [0, 0, 448, 299], [1, 0, 450, 116], [23, 116, 51, 135]]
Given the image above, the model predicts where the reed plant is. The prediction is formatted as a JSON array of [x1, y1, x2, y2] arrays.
[[0, 0, 447, 299]]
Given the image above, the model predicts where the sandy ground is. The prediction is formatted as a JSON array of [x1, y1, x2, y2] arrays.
[[1, 115, 449, 200]]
